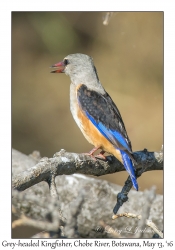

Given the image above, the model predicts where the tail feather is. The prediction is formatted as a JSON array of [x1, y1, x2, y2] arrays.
[[120, 150, 138, 191]]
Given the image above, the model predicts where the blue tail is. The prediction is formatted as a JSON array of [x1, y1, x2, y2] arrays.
[[120, 150, 138, 191]]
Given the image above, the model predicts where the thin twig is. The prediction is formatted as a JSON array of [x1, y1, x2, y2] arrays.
[[112, 212, 141, 220], [47, 174, 59, 198], [103, 12, 113, 25], [147, 220, 163, 238]]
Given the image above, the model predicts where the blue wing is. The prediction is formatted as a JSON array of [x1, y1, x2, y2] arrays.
[[86, 111, 130, 151], [77, 84, 138, 190], [86, 112, 138, 190]]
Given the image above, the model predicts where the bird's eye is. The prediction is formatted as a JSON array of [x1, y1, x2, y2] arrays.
[[64, 59, 69, 66]]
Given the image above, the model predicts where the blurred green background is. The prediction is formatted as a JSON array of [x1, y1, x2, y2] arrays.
[[12, 12, 163, 194]]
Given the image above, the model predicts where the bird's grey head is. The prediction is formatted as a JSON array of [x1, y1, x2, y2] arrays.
[[51, 53, 105, 94]]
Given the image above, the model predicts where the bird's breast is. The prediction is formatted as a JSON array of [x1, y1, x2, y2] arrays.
[[70, 83, 82, 130], [70, 83, 95, 145]]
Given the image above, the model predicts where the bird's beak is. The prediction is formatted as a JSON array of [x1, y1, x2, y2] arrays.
[[50, 61, 65, 73]]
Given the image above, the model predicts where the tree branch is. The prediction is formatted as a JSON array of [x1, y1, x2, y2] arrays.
[[12, 148, 163, 192]]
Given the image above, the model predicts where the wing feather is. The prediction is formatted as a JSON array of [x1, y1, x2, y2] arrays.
[[77, 84, 133, 155]]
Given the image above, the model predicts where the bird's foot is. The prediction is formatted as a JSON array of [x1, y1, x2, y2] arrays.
[[84, 149, 106, 161], [83, 147, 101, 161], [95, 151, 107, 160], [83, 152, 96, 161]]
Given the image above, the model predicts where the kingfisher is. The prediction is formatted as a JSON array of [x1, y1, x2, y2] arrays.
[[51, 53, 138, 190]]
